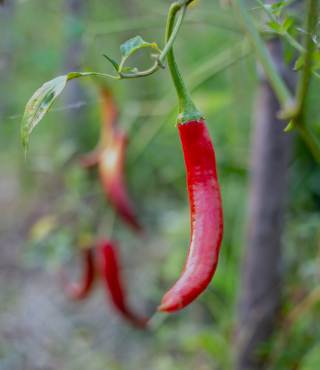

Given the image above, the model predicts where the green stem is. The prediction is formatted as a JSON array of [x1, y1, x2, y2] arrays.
[[295, 0, 317, 118], [165, 2, 202, 123], [292, 0, 320, 162], [233, 0, 293, 107], [297, 125, 320, 162], [67, 71, 120, 80], [159, 6, 186, 66]]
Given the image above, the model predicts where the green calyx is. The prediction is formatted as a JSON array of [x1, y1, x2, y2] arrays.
[[177, 107, 203, 124]]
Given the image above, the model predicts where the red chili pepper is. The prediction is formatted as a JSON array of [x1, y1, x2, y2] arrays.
[[158, 3, 223, 312], [80, 87, 142, 232], [158, 120, 223, 312], [79, 87, 117, 168], [61, 248, 96, 301], [98, 131, 142, 232], [97, 239, 148, 329], [100, 87, 118, 136]]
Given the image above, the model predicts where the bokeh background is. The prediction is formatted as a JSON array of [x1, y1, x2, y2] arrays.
[[0, 0, 320, 369]]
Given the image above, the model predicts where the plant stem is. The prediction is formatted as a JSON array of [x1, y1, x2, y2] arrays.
[[165, 2, 202, 123], [295, 0, 318, 119], [292, 0, 320, 162], [233, 0, 293, 107], [297, 125, 320, 162], [67, 71, 120, 80]]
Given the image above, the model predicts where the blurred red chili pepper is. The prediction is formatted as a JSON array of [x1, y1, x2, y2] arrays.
[[80, 87, 142, 232], [97, 239, 148, 329], [61, 248, 96, 301], [79, 87, 117, 168], [100, 87, 118, 138], [98, 130, 142, 232]]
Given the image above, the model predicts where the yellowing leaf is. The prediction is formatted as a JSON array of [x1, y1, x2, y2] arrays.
[[21, 75, 68, 154]]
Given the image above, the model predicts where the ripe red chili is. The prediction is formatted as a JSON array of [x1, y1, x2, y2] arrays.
[[61, 248, 96, 301], [98, 239, 148, 329], [158, 3, 223, 312], [158, 120, 223, 312]]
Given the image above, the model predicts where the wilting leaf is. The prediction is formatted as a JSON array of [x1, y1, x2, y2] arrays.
[[21, 75, 68, 154]]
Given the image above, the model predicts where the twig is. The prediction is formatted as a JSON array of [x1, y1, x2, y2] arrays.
[[295, 0, 318, 119], [233, 0, 293, 107], [286, 286, 320, 324]]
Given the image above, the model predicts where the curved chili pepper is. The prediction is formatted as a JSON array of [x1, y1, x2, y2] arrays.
[[79, 87, 117, 168], [98, 130, 142, 232], [97, 239, 148, 329], [61, 248, 96, 301], [158, 3, 223, 312], [158, 120, 223, 312], [79, 87, 142, 232]]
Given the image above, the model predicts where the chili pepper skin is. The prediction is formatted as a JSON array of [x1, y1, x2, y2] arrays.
[[79, 88, 117, 168], [100, 87, 118, 135], [98, 239, 148, 329], [61, 248, 96, 301], [98, 131, 142, 233], [158, 119, 223, 312]]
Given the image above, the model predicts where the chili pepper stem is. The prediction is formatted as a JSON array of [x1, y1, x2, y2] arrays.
[[165, 2, 203, 123]]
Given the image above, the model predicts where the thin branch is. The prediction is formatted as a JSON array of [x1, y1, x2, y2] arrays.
[[233, 0, 293, 107], [295, 0, 318, 119], [297, 125, 320, 162]]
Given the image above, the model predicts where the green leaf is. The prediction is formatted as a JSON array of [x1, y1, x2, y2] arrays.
[[120, 35, 160, 60], [103, 54, 120, 72], [118, 35, 161, 73], [282, 16, 294, 32], [284, 120, 294, 132], [270, 0, 287, 17], [21, 75, 68, 154], [294, 55, 305, 71], [267, 20, 282, 33]]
